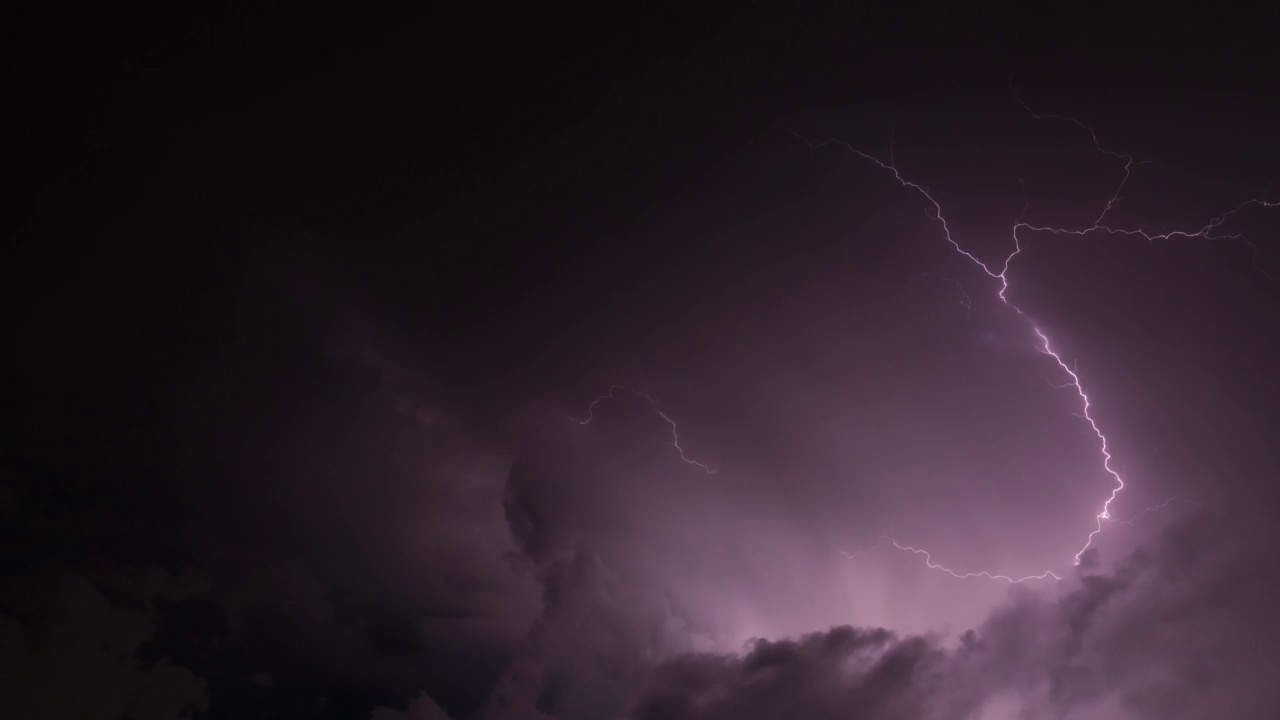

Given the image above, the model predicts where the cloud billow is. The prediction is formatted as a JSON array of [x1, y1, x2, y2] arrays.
[[480, 451, 1279, 720]]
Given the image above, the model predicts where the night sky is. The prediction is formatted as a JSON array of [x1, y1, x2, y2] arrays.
[[7, 5, 1280, 719]]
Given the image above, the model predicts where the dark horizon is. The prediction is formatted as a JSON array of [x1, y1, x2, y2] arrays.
[[7, 5, 1280, 719]]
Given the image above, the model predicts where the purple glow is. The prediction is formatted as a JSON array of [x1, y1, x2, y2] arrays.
[[802, 105, 1275, 577], [577, 102, 1278, 585]]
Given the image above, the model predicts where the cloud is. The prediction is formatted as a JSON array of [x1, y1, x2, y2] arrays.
[[480, 479, 1280, 720], [1, 305, 541, 719], [634, 626, 939, 720], [481, 430, 732, 720], [156, 318, 543, 718], [0, 562, 210, 720], [11, 297, 1275, 720], [622, 508, 1280, 720], [371, 691, 455, 720]]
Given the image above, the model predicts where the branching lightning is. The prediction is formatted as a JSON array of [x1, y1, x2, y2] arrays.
[[804, 99, 1276, 582], [845, 536, 1062, 583], [579, 101, 1274, 584], [575, 384, 717, 474]]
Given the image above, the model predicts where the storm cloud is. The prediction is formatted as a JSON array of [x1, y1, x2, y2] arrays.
[[10, 5, 1280, 720], [490, 489, 1279, 720]]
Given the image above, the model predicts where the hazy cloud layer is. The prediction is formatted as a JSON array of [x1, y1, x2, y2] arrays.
[[482, 503, 1279, 720], [322, 310, 1280, 720]]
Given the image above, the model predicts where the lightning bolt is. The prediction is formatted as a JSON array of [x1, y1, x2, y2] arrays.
[[844, 536, 1062, 583], [575, 384, 717, 474], [805, 98, 1276, 581]]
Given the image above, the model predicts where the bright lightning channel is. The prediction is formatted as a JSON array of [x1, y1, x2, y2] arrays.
[[804, 101, 1275, 581], [578, 105, 1274, 584], [575, 384, 717, 474]]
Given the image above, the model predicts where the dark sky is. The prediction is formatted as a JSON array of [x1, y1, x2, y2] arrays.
[[6, 5, 1280, 720]]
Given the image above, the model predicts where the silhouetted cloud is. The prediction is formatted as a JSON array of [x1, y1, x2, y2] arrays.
[[0, 561, 210, 719]]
